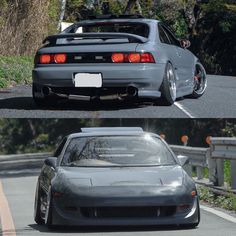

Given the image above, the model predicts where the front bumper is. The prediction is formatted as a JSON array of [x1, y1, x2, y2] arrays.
[[51, 196, 199, 226], [32, 63, 166, 99]]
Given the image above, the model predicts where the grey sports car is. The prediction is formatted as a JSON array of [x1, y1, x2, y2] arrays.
[[32, 15, 207, 106], [34, 127, 200, 228]]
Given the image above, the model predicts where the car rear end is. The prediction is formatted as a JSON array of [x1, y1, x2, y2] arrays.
[[32, 18, 166, 102]]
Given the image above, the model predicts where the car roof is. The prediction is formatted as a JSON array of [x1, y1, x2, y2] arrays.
[[76, 18, 159, 25], [67, 127, 160, 139]]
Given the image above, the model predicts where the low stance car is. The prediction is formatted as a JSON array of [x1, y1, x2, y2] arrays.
[[32, 15, 207, 106], [34, 127, 200, 228]]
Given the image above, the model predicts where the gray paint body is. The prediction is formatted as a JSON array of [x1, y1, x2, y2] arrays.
[[35, 129, 200, 226], [32, 19, 199, 100]]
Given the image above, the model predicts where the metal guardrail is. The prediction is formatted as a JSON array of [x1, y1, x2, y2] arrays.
[[210, 138, 236, 189], [0, 153, 50, 171], [0, 137, 235, 189]]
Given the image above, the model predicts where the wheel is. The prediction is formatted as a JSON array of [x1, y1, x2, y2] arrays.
[[32, 84, 58, 107], [34, 182, 44, 225], [189, 62, 207, 98], [160, 62, 177, 106], [45, 188, 53, 228]]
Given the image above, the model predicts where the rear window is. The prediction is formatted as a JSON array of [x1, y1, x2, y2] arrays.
[[73, 22, 149, 38], [61, 135, 176, 167]]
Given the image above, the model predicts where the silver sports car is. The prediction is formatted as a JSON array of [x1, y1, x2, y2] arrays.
[[32, 15, 207, 106], [34, 127, 200, 228]]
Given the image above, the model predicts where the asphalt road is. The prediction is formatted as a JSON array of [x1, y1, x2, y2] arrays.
[[0, 75, 235, 118], [1, 175, 236, 236]]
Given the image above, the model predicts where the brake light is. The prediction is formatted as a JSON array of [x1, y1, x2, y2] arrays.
[[128, 53, 141, 63], [54, 54, 67, 64], [111, 52, 155, 63], [141, 53, 155, 63], [40, 54, 51, 64], [112, 53, 125, 63]]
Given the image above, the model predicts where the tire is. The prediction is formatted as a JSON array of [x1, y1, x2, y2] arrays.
[[45, 188, 53, 228], [32, 84, 58, 108], [189, 62, 207, 98], [34, 182, 44, 225], [160, 62, 177, 106]]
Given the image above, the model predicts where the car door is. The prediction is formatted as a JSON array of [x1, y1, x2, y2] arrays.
[[161, 25, 194, 89]]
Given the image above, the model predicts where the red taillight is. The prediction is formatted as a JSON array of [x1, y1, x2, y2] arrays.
[[54, 54, 67, 64], [111, 52, 155, 63], [40, 54, 51, 64], [128, 53, 141, 63], [141, 53, 155, 63], [112, 53, 125, 63]]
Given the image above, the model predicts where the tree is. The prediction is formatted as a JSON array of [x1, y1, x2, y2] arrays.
[[58, 0, 67, 30]]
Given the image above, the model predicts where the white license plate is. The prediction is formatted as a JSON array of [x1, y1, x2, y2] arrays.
[[74, 73, 102, 88]]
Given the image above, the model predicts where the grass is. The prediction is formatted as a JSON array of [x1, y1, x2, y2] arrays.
[[0, 56, 33, 88], [197, 185, 236, 211]]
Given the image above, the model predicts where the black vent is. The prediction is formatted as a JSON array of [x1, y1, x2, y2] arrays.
[[81, 206, 176, 218], [67, 52, 112, 63]]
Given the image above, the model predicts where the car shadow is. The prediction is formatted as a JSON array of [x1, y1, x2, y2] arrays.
[[29, 224, 197, 233], [0, 97, 160, 111]]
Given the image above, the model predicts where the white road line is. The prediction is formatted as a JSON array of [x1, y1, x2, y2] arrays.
[[174, 102, 196, 118], [0, 180, 16, 236], [201, 205, 236, 224]]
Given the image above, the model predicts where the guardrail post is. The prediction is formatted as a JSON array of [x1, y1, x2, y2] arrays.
[[216, 159, 224, 186], [184, 163, 192, 177], [207, 148, 217, 184], [231, 160, 236, 189], [196, 166, 203, 180]]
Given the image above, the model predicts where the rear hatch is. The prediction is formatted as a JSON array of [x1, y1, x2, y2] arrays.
[[37, 21, 150, 64]]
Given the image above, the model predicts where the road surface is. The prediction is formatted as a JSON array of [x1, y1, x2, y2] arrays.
[[1, 175, 236, 236], [0, 75, 235, 118]]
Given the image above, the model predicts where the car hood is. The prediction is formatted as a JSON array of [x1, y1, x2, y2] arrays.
[[52, 165, 194, 206], [57, 165, 184, 187]]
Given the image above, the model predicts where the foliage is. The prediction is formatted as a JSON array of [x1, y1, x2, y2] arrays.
[[0, 0, 235, 75], [0, 56, 33, 88], [198, 185, 236, 211], [0, 119, 101, 154], [0, 0, 60, 55], [0, 119, 236, 154]]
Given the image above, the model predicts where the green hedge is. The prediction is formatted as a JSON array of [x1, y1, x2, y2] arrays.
[[0, 56, 33, 88]]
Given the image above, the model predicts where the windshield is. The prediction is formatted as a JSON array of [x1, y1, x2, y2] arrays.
[[73, 22, 149, 38], [61, 135, 176, 167]]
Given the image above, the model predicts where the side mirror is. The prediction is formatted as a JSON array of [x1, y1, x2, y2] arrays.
[[44, 157, 57, 170], [180, 39, 191, 49], [177, 155, 189, 166]]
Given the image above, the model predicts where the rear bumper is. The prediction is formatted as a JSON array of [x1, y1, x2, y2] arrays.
[[51, 197, 200, 226], [32, 63, 165, 99]]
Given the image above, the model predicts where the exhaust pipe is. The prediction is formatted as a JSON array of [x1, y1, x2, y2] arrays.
[[126, 86, 138, 97], [42, 86, 53, 96], [42, 86, 69, 99]]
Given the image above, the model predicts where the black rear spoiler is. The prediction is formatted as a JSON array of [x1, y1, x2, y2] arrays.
[[43, 33, 148, 45]]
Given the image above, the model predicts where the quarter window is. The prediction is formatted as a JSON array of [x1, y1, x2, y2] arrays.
[[158, 25, 171, 44], [162, 25, 180, 47]]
